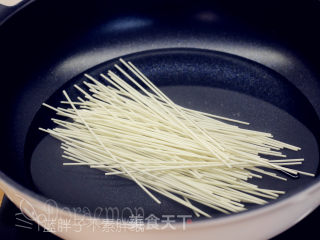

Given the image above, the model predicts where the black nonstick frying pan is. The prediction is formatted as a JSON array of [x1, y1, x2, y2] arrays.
[[0, 0, 320, 239]]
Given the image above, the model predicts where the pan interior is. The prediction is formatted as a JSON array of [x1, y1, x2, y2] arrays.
[[26, 49, 320, 221]]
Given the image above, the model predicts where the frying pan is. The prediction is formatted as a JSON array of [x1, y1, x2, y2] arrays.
[[0, 0, 320, 239]]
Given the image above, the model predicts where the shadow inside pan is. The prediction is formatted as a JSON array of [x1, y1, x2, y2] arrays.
[[26, 48, 320, 221]]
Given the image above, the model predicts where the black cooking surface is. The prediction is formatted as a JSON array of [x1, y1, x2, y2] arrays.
[[26, 49, 319, 220]]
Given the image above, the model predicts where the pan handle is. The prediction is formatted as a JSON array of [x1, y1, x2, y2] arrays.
[[0, 0, 34, 25]]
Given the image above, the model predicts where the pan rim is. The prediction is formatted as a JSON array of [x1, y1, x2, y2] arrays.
[[1, 164, 320, 228]]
